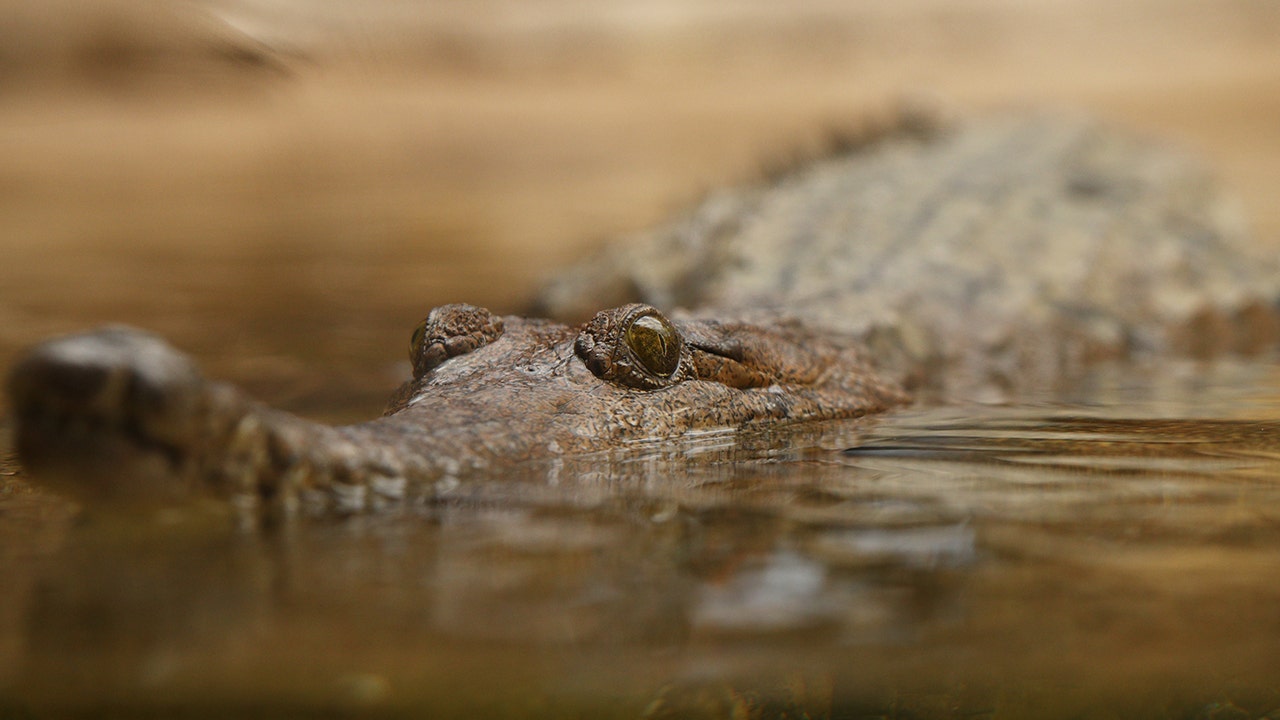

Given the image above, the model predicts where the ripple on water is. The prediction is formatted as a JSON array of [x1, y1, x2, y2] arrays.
[[6, 361, 1280, 716]]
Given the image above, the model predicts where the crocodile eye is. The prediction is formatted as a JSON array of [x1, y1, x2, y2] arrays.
[[575, 304, 687, 390], [408, 322, 428, 361], [408, 304, 504, 379], [625, 313, 680, 378]]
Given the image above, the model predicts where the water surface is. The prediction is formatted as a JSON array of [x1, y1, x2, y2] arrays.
[[2, 359, 1279, 718]]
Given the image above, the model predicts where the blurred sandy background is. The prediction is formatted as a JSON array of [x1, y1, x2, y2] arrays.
[[1, 0, 1278, 418]]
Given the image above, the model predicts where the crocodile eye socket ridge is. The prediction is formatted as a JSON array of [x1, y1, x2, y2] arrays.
[[409, 304, 504, 379], [625, 313, 681, 379]]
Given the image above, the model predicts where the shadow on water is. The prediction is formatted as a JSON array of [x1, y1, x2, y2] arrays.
[[2, 361, 1280, 718]]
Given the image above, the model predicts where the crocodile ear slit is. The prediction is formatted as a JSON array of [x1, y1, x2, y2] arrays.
[[409, 304, 504, 378]]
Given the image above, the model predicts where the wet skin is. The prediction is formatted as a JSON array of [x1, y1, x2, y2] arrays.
[[6, 304, 906, 513], [12, 113, 1271, 515]]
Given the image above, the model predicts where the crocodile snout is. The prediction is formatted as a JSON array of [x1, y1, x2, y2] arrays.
[[6, 327, 209, 499]]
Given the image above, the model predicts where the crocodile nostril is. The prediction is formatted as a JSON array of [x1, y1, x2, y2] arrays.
[[8, 352, 113, 415], [6, 326, 210, 450]]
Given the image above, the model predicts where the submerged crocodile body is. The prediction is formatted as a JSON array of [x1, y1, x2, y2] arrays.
[[7, 112, 1279, 514], [540, 111, 1279, 395]]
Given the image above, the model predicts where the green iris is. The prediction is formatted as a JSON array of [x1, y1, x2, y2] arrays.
[[409, 320, 428, 359], [625, 313, 680, 378]]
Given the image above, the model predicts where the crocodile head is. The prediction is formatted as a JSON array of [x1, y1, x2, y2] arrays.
[[6, 304, 907, 512]]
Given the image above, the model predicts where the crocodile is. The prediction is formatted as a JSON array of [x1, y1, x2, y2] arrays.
[[6, 111, 1278, 514], [539, 111, 1280, 395], [7, 304, 906, 513]]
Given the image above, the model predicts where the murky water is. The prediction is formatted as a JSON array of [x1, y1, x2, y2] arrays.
[[2, 2, 1280, 715], [3, 359, 1280, 718]]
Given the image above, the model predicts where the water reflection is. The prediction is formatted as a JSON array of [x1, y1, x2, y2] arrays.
[[5, 363, 1280, 716]]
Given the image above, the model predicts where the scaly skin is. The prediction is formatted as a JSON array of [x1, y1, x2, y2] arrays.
[[539, 112, 1280, 394], [6, 304, 906, 513], [8, 111, 1280, 514]]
